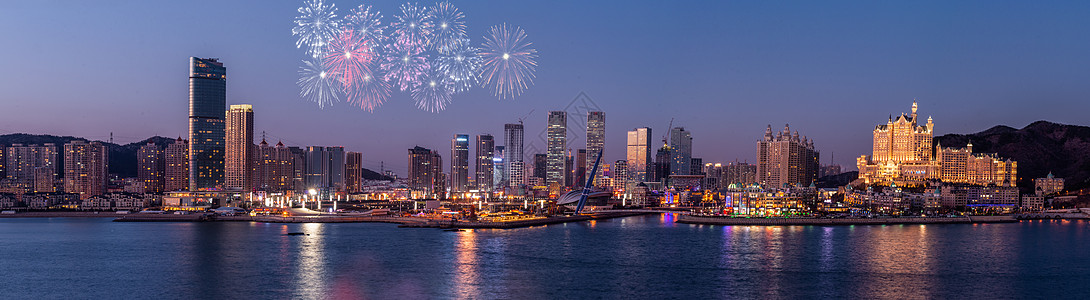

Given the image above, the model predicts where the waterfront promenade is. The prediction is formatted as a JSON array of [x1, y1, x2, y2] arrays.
[[677, 214, 1017, 226]]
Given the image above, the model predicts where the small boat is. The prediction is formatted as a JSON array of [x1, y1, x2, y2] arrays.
[[287, 232, 308, 236]]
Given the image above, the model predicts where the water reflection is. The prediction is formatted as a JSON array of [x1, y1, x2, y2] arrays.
[[292, 223, 328, 298], [452, 230, 481, 299]]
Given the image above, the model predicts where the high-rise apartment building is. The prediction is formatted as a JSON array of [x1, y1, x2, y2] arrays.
[[723, 161, 758, 186], [305, 146, 346, 192], [6, 144, 57, 192], [546, 111, 567, 188], [450, 134, 470, 193], [137, 142, 164, 193], [626, 127, 652, 188], [670, 127, 692, 176], [225, 104, 254, 191], [164, 138, 189, 192], [408, 146, 443, 196], [63, 141, 107, 199], [587, 111, 606, 187], [758, 124, 819, 188], [475, 134, 494, 191], [346, 151, 362, 193], [188, 57, 226, 191], [504, 123, 524, 187], [612, 160, 628, 192], [253, 140, 294, 192]]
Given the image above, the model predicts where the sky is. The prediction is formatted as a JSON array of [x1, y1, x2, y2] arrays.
[[1, 0, 1089, 177]]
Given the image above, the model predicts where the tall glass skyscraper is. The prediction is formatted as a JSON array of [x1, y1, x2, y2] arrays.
[[475, 134, 494, 192], [669, 127, 692, 176], [626, 127, 652, 188], [188, 57, 226, 191], [546, 111, 566, 188], [450, 134, 470, 193], [586, 111, 605, 186]]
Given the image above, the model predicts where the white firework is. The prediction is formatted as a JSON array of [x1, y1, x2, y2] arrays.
[[343, 4, 387, 52], [298, 59, 341, 108], [390, 2, 432, 48], [479, 23, 538, 100], [293, 0, 341, 58], [435, 39, 481, 93], [411, 69, 454, 113], [381, 41, 429, 92], [427, 1, 467, 54]]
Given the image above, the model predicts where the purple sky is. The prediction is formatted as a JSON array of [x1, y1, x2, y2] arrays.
[[1, 1, 1088, 177]]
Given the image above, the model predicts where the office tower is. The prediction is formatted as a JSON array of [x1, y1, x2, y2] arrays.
[[546, 111, 567, 188], [626, 128, 652, 188], [451, 134, 470, 193], [225, 104, 254, 191], [575, 149, 587, 187], [63, 141, 107, 199], [346, 152, 362, 193], [612, 160, 628, 192], [504, 123, 524, 187], [565, 150, 574, 187], [408, 146, 443, 196], [475, 134, 494, 191], [164, 138, 189, 192], [305, 146, 346, 192], [492, 146, 505, 189], [533, 154, 547, 180], [669, 127, 692, 176], [6, 143, 58, 192], [586, 111, 605, 186], [188, 57, 226, 191], [758, 124, 819, 188], [137, 142, 164, 193]]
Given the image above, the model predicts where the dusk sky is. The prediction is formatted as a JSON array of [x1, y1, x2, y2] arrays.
[[2, 0, 1089, 176]]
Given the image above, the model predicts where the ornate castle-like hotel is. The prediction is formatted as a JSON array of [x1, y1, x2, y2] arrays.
[[856, 102, 1017, 187]]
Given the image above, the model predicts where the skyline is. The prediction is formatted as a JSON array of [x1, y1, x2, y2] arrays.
[[3, 1, 1090, 175]]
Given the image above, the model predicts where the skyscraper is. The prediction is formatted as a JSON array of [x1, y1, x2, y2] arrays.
[[451, 134, 470, 193], [305, 146, 346, 192], [63, 141, 107, 199], [504, 123, 524, 187], [533, 153, 548, 181], [345, 151, 362, 193], [586, 111, 605, 186], [164, 138, 189, 192], [475, 134, 494, 192], [225, 104, 254, 191], [669, 127, 692, 176], [758, 124, 819, 188], [546, 111, 567, 189], [253, 139, 295, 192], [492, 146, 505, 189], [612, 160, 628, 192], [575, 149, 588, 187], [408, 146, 443, 197], [137, 142, 164, 193], [626, 127, 652, 188], [188, 57, 226, 191]]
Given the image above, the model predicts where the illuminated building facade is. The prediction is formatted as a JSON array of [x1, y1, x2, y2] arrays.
[[253, 140, 294, 192], [626, 127, 652, 188], [63, 141, 107, 200], [757, 124, 819, 188], [137, 142, 164, 193], [857, 102, 1017, 187], [586, 111, 606, 187], [5, 144, 58, 193], [450, 134, 469, 193], [612, 160, 628, 192], [669, 127, 692, 176], [188, 57, 226, 191], [346, 151, 362, 193], [504, 123, 524, 187], [547, 111, 566, 188], [408, 146, 443, 197], [164, 138, 189, 192], [225, 104, 253, 191], [475, 134, 494, 192], [1034, 172, 1064, 196]]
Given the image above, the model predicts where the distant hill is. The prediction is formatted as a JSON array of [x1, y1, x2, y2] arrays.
[[934, 121, 1090, 193], [0, 134, 392, 181], [816, 171, 857, 188]]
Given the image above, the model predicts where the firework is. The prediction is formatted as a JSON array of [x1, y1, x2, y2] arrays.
[[343, 5, 386, 52], [427, 1, 467, 54], [381, 41, 429, 92], [348, 70, 391, 112], [390, 3, 432, 48], [479, 23, 538, 100], [323, 29, 375, 91], [435, 39, 481, 93], [293, 0, 341, 58], [298, 59, 341, 108], [411, 69, 454, 113]]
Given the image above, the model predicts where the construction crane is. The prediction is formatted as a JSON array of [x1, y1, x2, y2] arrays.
[[517, 109, 535, 125], [661, 118, 674, 147]]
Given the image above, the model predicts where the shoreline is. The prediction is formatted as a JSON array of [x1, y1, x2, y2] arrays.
[[677, 214, 1019, 226]]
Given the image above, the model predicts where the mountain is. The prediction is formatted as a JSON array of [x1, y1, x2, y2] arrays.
[[0, 134, 392, 181], [934, 121, 1090, 193], [816, 171, 858, 188]]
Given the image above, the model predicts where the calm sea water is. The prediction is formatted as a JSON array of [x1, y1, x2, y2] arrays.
[[1, 214, 1088, 299]]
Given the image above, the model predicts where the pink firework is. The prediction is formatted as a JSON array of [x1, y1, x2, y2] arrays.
[[323, 29, 374, 91]]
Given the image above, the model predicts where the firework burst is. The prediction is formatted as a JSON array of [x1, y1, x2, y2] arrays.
[[411, 69, 454, 113], [293, 0, 341, 58], [427, 1, 467, 54], [436, 39, 481, 93], [343, 5, 386, 52], [323, 29, 375, 91], [348, 70, 391, 112], [479, 23, 538, 100], [381, 41, 429, 92], [390, 3, 432, 49], [298, 59, 341, 108]]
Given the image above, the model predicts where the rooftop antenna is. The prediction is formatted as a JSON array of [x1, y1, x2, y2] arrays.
[[109, 132, 113, 144]]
